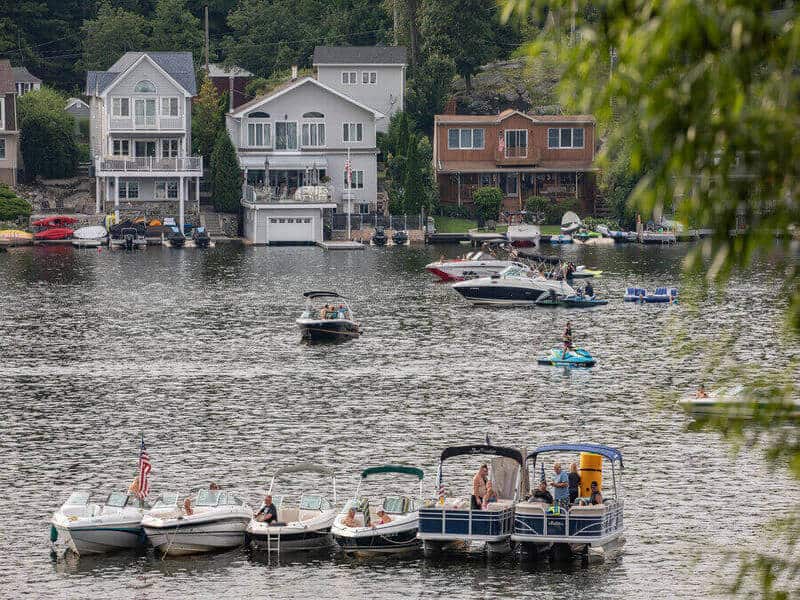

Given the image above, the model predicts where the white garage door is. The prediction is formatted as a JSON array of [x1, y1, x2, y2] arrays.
[[267, 216, 315, 243]]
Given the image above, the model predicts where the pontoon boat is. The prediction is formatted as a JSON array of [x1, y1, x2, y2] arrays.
[[452, 264, 576, 306], [296, 291, 360, 342]]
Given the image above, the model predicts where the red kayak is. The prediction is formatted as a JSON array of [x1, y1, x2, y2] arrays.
[[32, 216, 79, 228], [34, 227, 74, 240]]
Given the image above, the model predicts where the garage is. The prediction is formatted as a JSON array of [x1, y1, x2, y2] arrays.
[[266, 215, 315, 243], [243, 202, 335, 245]]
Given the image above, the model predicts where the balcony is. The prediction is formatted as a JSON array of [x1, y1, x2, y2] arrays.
[[242, 183, 334, 205], [96, 156, 203, 175], [495, 146, 541, 166], [109, 116, 185, 131]]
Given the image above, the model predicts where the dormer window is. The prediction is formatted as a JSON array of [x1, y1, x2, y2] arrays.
[[134, 80, 156, 93]]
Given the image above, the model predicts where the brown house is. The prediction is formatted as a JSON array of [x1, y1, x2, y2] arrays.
[[208, 63, 253, 111], [0, 60, 18, 186], [432, 109, 598, 213]]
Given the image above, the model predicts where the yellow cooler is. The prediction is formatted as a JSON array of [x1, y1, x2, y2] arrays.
[[579, 452, 603, 497]]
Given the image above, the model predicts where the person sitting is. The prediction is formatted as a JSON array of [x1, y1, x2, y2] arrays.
[[341, 507, 359, 528], [209, 482, 220, 491], [319, 304, 328, 319], [585, 282, 594, 297], [254, 494, 278, 524], [338, 304, 348, 319], [589, 481, 604, 505], [183, 497, 193, 516], [372, 509, 392, 526], [695, 384, 709, 399], [529, 481, 553, 504]]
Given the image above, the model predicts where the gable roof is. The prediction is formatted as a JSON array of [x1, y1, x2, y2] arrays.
[[0, 60, 14, 94], [435, 112, 595, 125], [230, 76, 384, 118], [85, 51, 197, 96], [313, 46, 407, 65], [66, 98, 89, 110], [208, 63, 253, 78], [12, 65, 41, 84]]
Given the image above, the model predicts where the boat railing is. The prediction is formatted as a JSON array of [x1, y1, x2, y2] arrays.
[[514, 500, 624, 540], [419, 502, 516, 539]]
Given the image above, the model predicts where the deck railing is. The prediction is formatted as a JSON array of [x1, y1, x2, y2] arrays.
[[419, 504, 516, 539], [513, 501, 624, 539], [97, 156, 203, 173], [109, 116, 184, 131]]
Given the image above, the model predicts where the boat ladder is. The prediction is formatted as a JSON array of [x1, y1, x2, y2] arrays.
[[266, 530, 281, 556]]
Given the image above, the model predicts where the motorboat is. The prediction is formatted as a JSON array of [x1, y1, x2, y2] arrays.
[[418, 444, 523, 556], [34, 227, 73, 240], [549, 234, 573, 244], [548, 264, 603, 280], [192, 227, 212, 248], [296, 291, 360, 342], [247, 463, 337, 553], [142, 489, 253, 556], [392, 229, 409, 246], [166, 226, 186, 248], [0, 229, 33, 246], [50, 491, 149, 556], [537, 347, 596, 367], [560, 211, 581, 234], [72, 225, 108, 248], [452, 264, 576, 306], [506, 224, 540, 247], [641, 228, 676, 244], [425, 251, 518, 282], [537, 295, 608, 308], [676, 386, 800, 419], [513, 444, 625, 562], [331, 465, 423, 555], [110, 222, 147, 250], [372, 226, 388, 246]]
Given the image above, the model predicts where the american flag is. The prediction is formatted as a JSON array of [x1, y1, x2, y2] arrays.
[[137, 436, 152, 499], [540, 462, 546, 484], [436, 462, 445, 499], [344, 158, 352, 187]]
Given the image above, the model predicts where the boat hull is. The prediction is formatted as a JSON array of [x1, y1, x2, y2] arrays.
[[453, 284, 549, 306], [333, 525, 420, 555], [297, 318, 360, 341], [248, 527, 333, 552], [143, 516, 250, 556], [425, 261, 515, 282], [52, 518, 144, 555]]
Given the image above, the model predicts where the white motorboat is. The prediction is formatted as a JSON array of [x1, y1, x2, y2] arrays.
[[452, 264, 576, 306], [50, 491, 148, 556], [71, 225, 108, 248], [561, 211, 582, 234], [142, 490, 252, 556], [425, 252, 520, 282], [331, 465, 424, 556], [506, 224, 541, 247], [247, 463, 338, 553], [677, 386, 800, 419], [296, 291, 360, 342]]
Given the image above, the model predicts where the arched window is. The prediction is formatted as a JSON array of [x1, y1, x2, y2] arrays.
[[248, 111, 270, 118], [302, 111, 324, 119], [134, 80, 156, 93]]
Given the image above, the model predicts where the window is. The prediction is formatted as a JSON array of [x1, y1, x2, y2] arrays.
[[275, 122, 297, 150], [0, 139, 5, 159], [134, 98, 156, 127], [447, 128, 485, 149], [0, 99, 4, 129], [161, 139, 179, 158], [112, 97, 130, 117], [547, 127, 585, 149], [112, 140, 130, 156], [301, 122, 325, 147], [247, 122, 271, 147], [341, 71, 357, 84], [362, 71, 377, 84], [499, 174, 518, 196], [134, 80, 156, 93], [161, 97, 179, 117], [248, 111, 270, 118], [504, 129, 528, 158], [134, 140, 156, 157], [119, 181, 139, 199], [344, 170, 364, 189], [155, 180, 178, 199], [358, 203, 369, 214], [342, 123, 363, 143]]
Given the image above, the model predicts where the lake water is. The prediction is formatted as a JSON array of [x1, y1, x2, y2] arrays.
[[0, 241, 797, 599]]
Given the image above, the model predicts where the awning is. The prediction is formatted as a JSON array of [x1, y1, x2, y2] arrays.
[[527, 443, 623, 467], [239, 154, 328, 170], [361, 465, 424, 480], [440, 445, 524, 465]]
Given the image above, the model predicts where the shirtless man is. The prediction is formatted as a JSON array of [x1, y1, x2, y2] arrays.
[[472, 464, 489, 509], [372, 509, 392, 527], [341, 507, 359, 528]]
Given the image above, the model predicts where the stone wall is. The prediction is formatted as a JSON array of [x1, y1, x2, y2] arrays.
[[15, 177, 95, 214], [100, 199, 200, 225]]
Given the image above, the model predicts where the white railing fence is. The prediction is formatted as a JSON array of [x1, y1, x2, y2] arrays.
[[97, 156, 203, 173]]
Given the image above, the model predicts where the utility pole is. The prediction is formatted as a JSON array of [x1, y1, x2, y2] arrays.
[[570, 0, 576, 46], [204, 5, 210, 73], [393, 0, 398, 46]]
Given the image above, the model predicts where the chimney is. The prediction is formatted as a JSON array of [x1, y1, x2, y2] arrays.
[[291, 65, 298, 81]]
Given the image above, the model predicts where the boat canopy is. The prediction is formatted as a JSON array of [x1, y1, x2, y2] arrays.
[[440, 444, 524, 465], [527, 443, 623, 467], [303, 291, 346, 299], [273, 462, 334, 477], [361, 465, 424, 480]]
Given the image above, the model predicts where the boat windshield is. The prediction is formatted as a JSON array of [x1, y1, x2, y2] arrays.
[[196, 490, 222, 506], [383, 496, 413, 514], [105, 492, 130, 508], [65, 491, 91, 506], [152, 492, 179, 508], [299, 494, 323, 511], [499, 265, 526, 277]]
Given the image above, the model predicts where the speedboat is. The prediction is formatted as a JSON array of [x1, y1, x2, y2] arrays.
[[166, 226, 186, 248], [72, 225, 108, 248], [537, 348, 596, 367], [506, 224, 540, 247], [676, 386, 800, 419], [418, 444, 523, 556], [425, 251, 518, 282], [372, 226, 388, 246], [247, 463, 337, 553], [392, 229, 409, 246], [641, 228, 676, 244], [296, 291, 360, 342], [142, 489, 252, 556], [452, 264, 576, 306], [331, 465, 423, 556], [560, 211, 581, 234], [50, 491, 148, 556], [110, 223, 147, 250], [192, 226, 211, 248], [0, 229, 33, 246], [513, 444, 625, 562]]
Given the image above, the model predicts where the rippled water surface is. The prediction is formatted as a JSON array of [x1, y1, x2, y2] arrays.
[[1, 242, 798, 600]]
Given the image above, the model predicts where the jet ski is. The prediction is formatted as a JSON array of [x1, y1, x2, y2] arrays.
[[192, 227, 211, 248], [537, 348, 596, 367], [167, 226, 186, 248], [372, 226, 388, 246]]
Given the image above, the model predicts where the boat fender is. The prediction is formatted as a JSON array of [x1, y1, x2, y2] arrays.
[[50, 524, 58, 542]]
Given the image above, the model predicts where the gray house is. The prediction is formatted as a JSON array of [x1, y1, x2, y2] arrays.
[[12, 66, 41, 97], [86, 52, 201, 231], [313, 46, 406, 133]]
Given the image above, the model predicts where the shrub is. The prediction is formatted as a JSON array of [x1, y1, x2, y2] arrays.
[[524, 196, 581, 224], [524, 196, 550, 224], [210, 132, 241, 212], [18, 87, 79, 179], [582, 216, 621, 231], [77, 143, 91, 163], [438, 204, 473, 218], [0, 185, 32, 221], [473, 187, 503, 222]]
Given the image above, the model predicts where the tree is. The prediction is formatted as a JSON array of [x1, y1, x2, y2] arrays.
[[80, 2, 151, 71], [406, 52, 456, 135], [192, 77, 226, 164], [0, 185, 32, 222], [382, 112, 438, 214], [151, 0, 203, 63], [17, 87, 79, 179], [473, 187, 502, 222], [210, 131, 241, 212]]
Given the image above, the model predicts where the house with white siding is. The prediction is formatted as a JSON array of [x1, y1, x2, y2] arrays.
[[86, 52, 201, 231]]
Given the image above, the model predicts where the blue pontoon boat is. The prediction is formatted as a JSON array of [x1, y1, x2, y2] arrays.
[[418, 444, 523, 556], [513, 443, 625, 561]]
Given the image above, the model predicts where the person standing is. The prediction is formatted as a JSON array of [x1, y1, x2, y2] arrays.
[[551, 462, 570, 510], [568, 463, 581, 504], [472, 464, 489, 509]]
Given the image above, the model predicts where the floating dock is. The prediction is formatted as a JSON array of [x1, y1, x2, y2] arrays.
[[317, 240, 365, 250]]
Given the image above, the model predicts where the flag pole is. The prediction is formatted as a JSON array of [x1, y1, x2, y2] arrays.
[[346, 145, 352, 241]]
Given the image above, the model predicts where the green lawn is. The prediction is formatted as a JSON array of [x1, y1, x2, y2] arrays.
[[434, 216, 560, 235]]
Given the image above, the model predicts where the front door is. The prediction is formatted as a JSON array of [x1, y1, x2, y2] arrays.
[[134, 141, 157, 157], [134, 99, 156, 128]]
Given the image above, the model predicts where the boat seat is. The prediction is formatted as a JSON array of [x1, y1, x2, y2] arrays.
[[569, 504, 607, 516], [279, 507, 300, 523], [298, 509, 321, 521], [516, 501, 549, 514]]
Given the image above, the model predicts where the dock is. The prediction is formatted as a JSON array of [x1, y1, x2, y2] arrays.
[[425, 233, 470, 244], [318, 240, 365, 250]]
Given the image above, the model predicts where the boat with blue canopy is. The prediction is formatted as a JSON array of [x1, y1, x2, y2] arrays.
[[418, 444, 524, 556], [513, 443, 625, 561]]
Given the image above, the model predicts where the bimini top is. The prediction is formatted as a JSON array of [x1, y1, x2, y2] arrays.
[[273, 463, 335, 477], [440, 445, 524, 465], [361, 465, 424, 480], [303, 291, 346, 299], [527, 443, 623, 467]]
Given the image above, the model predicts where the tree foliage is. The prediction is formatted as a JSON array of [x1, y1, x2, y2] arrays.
[[80, 2, 151, 71], [0, 185, 32, 222], [473, 186, 503, 222], [17, 87, 79, 179], [192, 77, 226, 164], [151, 0, 204, 62], [383, 112, 437, 214], [210, 131, 241, 212], [406, 52, 456, 135]]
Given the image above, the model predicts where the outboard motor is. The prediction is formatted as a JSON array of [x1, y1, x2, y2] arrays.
[[120, 227, 137, 250]]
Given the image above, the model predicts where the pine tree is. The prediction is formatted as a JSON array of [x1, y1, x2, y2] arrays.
[[192, 78, 225, 164], [210, 132, 241, 212]]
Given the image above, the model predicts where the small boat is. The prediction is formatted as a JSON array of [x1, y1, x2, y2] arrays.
[[392, 229, 409, 246], [166, 226, 186, 248], [296, 291, 360, 342], [560, 211, 581, 234], [425, 251, 518, 282], [72, 226, 107, 247], [549, 234, 573, 244], [452, 264, 576, 307], [537, 347, 596, 367], [539, 295, 608, 308], [372, 226, 388, 246], [506, 224, 540, 247], [418, 444, 523, 556], [641, 229, 676, 244], [331, 465, 423, 556], [677, 386, 800, 419], [0, 229, 33, 246], [50, 491, 148, 556], [34, 227, 73, 240], [247, 463, 338, 553], [32, 216, 79, 228], [142, 489, 252, 556]]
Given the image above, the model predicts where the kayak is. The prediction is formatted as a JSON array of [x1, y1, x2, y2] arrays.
[[0, 229, 34, 246], [537, 347, 596, 367]]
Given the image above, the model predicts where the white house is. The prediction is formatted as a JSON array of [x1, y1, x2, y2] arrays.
[[86, 52, 201, 231], [313, 46, 406, 133]]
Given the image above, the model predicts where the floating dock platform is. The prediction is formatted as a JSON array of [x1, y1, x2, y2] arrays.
[[317, 240, 365, 250]]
